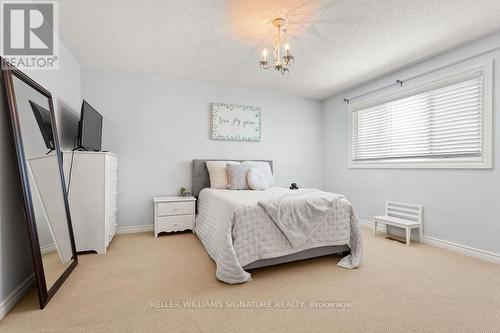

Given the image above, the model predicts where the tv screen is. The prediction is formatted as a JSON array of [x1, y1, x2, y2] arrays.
[[78, 100, 102, 151], [29, 100, 55, 151]]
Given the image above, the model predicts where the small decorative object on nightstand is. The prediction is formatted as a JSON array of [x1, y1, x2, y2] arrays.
[[153, 196, 196, 237], [179, 187, 192, 197]]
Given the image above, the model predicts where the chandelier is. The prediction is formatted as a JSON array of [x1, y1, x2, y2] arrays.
[[259, 18, 294, 75]]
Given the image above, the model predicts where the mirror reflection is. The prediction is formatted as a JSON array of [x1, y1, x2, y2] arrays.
[[12, 75, 74, 290]]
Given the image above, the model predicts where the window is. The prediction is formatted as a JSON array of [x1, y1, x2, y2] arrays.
[[349, 61, 492, 169]]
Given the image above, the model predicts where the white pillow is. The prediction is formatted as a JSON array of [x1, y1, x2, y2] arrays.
[[241, 161, 275, 187], [247, 168, 269, 190], [206, 161, 240, 189], [227, 164, 251, 190]]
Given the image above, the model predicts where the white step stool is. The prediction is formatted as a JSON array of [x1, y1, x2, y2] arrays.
[[373, 201, 423, 245]]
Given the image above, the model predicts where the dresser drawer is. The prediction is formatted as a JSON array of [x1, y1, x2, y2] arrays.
[[108, 187, 118, 204], [157, 201, 193, 217], [107, 172, 118, 189], [108, 188, 117, 206], [107, 216, 117, 245], [156, 215, 193, 233], [108, 156, 118, 172], [108, 207, 118, 222]]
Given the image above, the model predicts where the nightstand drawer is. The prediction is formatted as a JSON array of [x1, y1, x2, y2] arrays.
[[157, 201, 193, 216], [156, 214, 193, 233]]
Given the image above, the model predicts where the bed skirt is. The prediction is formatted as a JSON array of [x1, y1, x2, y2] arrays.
[[243, 245, 350, 270]]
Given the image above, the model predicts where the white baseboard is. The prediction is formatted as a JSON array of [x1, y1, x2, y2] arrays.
[[360, 218, 500, 265], [421, 236, 500, 265], [0, 274, 35, 320], [359, 218, 387, 232], [40, 242, 56, 255], [116, 224, 154, 235]]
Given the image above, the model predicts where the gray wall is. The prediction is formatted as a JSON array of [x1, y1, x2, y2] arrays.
[[322, 32, 500, 255], [0, 40, 81, 318], [82, 68, 324, 228]]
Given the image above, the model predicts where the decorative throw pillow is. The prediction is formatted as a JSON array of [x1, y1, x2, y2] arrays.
[[247, 168, 269, 190], [227, 164, 251, 190], [206, 161, 240, 189], [241, 161, 275, 187]]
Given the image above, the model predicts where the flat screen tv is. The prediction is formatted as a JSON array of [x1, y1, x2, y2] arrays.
[[77, 100, 102, 151], [29, 100, 55, 151]]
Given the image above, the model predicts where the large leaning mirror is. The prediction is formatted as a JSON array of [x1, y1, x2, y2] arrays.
[[1, 58, 77, 309]]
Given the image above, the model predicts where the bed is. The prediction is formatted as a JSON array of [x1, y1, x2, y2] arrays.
[[192, 159, 363, 284]]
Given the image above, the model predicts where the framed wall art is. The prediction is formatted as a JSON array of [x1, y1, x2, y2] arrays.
[[210, 103, 261, 142]]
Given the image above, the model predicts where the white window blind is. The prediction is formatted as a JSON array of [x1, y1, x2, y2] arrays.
[[351, 75, 483, 161]]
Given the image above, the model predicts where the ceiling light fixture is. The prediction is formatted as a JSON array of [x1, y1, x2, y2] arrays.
[[259, 18, 294, 75]]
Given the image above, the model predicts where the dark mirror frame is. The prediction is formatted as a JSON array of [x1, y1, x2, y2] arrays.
[[1, 58, 78, 309]]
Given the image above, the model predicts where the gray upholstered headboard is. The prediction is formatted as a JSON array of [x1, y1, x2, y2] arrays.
[[192, 159, 273, 197]]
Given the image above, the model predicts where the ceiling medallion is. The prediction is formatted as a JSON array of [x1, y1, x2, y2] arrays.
[[259, 18, 294, 75]]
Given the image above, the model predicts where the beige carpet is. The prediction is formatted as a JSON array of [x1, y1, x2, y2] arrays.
[[41, 250, 72, 290], [2, 227, 500, 332]]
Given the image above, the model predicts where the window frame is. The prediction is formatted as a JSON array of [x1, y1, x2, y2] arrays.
[[348, 60, 493, 169]]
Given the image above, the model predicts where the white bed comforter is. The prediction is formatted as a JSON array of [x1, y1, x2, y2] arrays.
[[195, 187, 363, 284]]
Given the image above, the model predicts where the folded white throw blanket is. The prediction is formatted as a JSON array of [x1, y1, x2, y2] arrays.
[[259, 189, 344, 248], [258, 189, 363, 269]]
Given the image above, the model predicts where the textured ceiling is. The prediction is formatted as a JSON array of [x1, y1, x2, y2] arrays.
[[59, 0, 500, 99]]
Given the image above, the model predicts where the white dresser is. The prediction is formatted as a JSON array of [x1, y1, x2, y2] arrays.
[[63, 151, 118, 254], [153, 196, 196, 237]]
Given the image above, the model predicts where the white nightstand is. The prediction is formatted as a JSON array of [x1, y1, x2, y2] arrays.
[[153, 196, 196, 237]]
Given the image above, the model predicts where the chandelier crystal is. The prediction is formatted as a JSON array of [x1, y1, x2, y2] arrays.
[[259, 18, 294, 75]]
